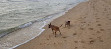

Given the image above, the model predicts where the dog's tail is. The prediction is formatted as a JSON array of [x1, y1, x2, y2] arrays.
[[59, 24, 63, 27]]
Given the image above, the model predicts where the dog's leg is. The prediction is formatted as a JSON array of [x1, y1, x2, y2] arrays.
[[68, 25, 70, 29], [55, 31, 57, 37], [65, 24, 67, 28], [69, 24, 71, 29], [59, 30, 62, 35], [52, 29, 54, 34]]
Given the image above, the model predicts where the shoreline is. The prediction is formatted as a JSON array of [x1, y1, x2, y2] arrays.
[[10, 21, 46, 49], [15, 0, 111, 49], [0, 0, 78, 38], [0, 0, 88, 49], [10, 5, 78, 49], [0, 1, 74, 38]]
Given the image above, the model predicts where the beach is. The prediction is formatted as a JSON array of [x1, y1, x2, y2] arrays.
[[15, 0, 111, 49], [0, 0, 85, 49]]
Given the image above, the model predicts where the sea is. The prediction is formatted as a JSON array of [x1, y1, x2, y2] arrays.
[[0, 0, 87, 49]]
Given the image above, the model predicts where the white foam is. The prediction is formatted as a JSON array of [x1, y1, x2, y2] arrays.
[[9, 21, 46, 49], [18, 22, 33, 28]]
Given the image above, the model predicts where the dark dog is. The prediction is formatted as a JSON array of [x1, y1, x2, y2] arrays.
[[65, 21, 70, 28], [48, 23, 62, 37]]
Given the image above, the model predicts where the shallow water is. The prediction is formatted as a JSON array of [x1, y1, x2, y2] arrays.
[[0, 0, 76, 30], [0, 0, 87, 49]]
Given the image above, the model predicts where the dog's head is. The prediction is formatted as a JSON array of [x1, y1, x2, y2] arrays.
[[68, 21, 70, 23], [48, 23, 51, 28]]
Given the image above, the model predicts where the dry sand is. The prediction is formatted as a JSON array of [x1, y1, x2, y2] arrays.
[[15, 0, 111, 49]]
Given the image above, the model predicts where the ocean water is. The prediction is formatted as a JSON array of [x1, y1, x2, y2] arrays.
[[0, 0, 87, 49]]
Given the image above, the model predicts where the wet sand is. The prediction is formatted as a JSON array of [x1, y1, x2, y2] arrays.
[[15, 0, 111, 49]]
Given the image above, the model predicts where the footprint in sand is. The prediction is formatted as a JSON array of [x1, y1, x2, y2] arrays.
[[83, 47, 86, 48], [73, 33, 77, 36], [104, 8, 107, 11], [74, 41, 78, 43], [80, 41, 85, 43], [97, 24, 102, 26], [84, 17, 86, 18], [89, 38, 93, 39], [92, 34, 95, 35], [106, 17, 109, 18], [62, 36, 67, 38], [95, 16, 97, 17], [96, 18, 100, 19], [89, 40, 95, 44], [47, 38, 49, 40], [80, 28, 84, 30], [64, 40, 67, 41], [87, 24, 90, 26], [47, 44, 49, 45], [75, 47, 78, 49], [54, 42, 56, 44], [100, 29, 105, 31], [88, 28, 94, 30], [96, 21, 99, 22], [97, 36, 101, 39], [40, 43, 42, 45], [109, 19, 111, 20], [81, 22, 86, 23], [96, 31, 101, 33], [97, 37, 104, 42], [99, 40, 104, 42], [107, 13, 110, 16]]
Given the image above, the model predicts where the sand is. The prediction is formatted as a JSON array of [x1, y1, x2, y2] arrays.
[[15, 0, 111, 49]]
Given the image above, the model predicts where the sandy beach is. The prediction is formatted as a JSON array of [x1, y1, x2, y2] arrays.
[[15, 0, 111, 49]]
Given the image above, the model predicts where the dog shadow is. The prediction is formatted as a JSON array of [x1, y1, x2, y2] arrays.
[[63, 24, 74, 29]]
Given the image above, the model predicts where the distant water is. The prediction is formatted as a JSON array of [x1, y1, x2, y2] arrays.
[[0, 0, 87, 49]]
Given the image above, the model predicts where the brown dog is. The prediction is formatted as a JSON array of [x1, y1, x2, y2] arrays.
[[48, 23, 62, 37], [65, 21, 70, 28]]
